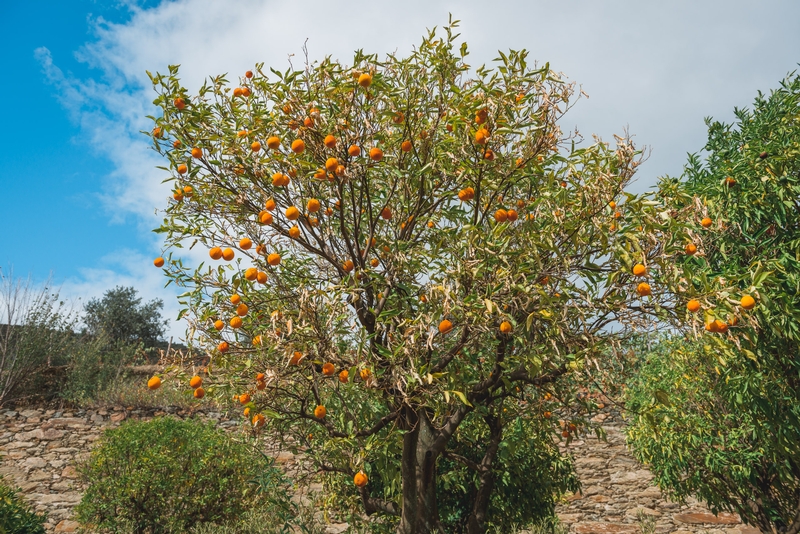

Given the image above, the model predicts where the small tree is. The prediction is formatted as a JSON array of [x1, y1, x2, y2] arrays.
[[83, 286, 166, 347], [628, 73, 800, 534], [150, 21, 681, 533], [0, 268, 76, 406]]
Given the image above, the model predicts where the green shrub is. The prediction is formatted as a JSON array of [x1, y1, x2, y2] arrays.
[[0, 481, 46, 534], [74, 417, 271, 534], [62, 334, 139, 403]]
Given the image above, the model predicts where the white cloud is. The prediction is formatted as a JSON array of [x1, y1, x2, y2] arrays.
[[39, 0, 800, 337]]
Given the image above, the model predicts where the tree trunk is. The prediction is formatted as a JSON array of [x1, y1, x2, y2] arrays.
[[466, 414, 503, 534], [397, 406, 442, 534]]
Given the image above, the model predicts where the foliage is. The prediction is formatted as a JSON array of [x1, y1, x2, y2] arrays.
[[191, 454, 324, 534], [630, 72, 800, 534], [61, 333, 139, 403], [0, 269, 77, 406], [74, 417, 270, 534], [436, 413, 579, 533], [83, 286, 166, 348], [0, 480, 47, 534], [148, 19, 685, 532]]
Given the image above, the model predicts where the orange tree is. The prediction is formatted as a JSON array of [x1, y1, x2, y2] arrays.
[[148, 22, 682, 533], [627, 73, 800, 534]]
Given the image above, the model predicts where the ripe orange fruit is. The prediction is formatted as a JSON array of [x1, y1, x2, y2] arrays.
[[193, 387, 205, 399], [209, 247, 223, 260], [314, 405, 327, 419], [740, 295, 756, 310], [715, 320, 729, 333], [401, 140, 412, 152], [335, 164, 346, 177], [322, 363, 335, 376], [325, 157, 339, 172], [348, 145, 361, 157], [506, 209, 518, 222], [475, 128, 489, 145], [172, 139, 181, 148], [499, 321, 512, 334], [285, 206, 300, 220], [236, 303, 249, 317], [183, 186, 193, 197], [239, 393, 251, 405], [177, 164, 188, 175], [303, 117, 313, 128], [700, 217, 712, 228], [288, 226, 300, 239], [354, 471, 368, 487], [241, 87, 251, 97], [174, 97, 185, 109], [237, 130, 248, 138], [380, 207, 392, 220], [233, 88, 243, 97], [687, 300, 701, 313], [342, 260, 355, 273], [307, 198, 321, 213], [324, 135, 337, 148], [475, 108, 488, 124], [213, 320, 224, 331], [369, 147, 384, 161], [266, 136, 280, 150], [685, 243, 697, 255], [446, 124, 454, 132], [191, 147, 202, 159], [256, 372, 265, 381], [253, 414, 265, 427], [265, 198, 277, 211], [147, 376, 161, 390], [562, 430, 570, 438], [152, 127, 162, 138], [259, 211, 273, 225], [252, 335, 262, 346], [245, 70, 253, 78], [636, 282, 652, 297], [291, 139, 305, 154], [632, 264, 647, 277], [230, 294, 242, 305], [189, 376, 203, 389], [725, 177, 736, 187], [267, 253, 281, 266], [339, 369, 349, 383], [272, 173, 289, 187], [218, 341, 229, 352], [230, 316, 243, 329], [153, 257, 165, 268], [494, 209, 508, 223], [239, 237, 252, 250], [251, 141, 261, 152], [483, 149, 495, 161], [438, 319, 453, 334], [543, 411, 552, 419], [222, 248, 235, 261], [370, 258, 380, 267], [358, 73, 372, 87], [392, 111, 405, 124], [256, 271, 267, 284], [256, 380, 266, 390], [360, 368, 371, 381], [290, 351, 303, 365], [173, 189, 184, 201]]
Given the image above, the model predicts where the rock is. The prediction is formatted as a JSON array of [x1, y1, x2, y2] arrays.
[[625, 506, 661, 518], [674, 512, 741, 525], [61, 466, 79, 478], [558, 513, 583, 523], [23, 457, 47, 469], [20, 409, 41, 418], [727, 526, 762, 534], [574, 522, 639, 534], [591, 494, 611, 503], [55, 519, 81, 532], [110, 412, 126, 423]]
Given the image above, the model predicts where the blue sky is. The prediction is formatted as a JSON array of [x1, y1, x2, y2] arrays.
[[2, 0, 799, 339]]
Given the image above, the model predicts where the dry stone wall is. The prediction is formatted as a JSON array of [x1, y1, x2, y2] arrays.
[[0, 406, 762, 534]]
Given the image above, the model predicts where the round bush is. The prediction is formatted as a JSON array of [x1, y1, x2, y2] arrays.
[[0, 481, 46, 534], [74, 416, 269, 534]]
